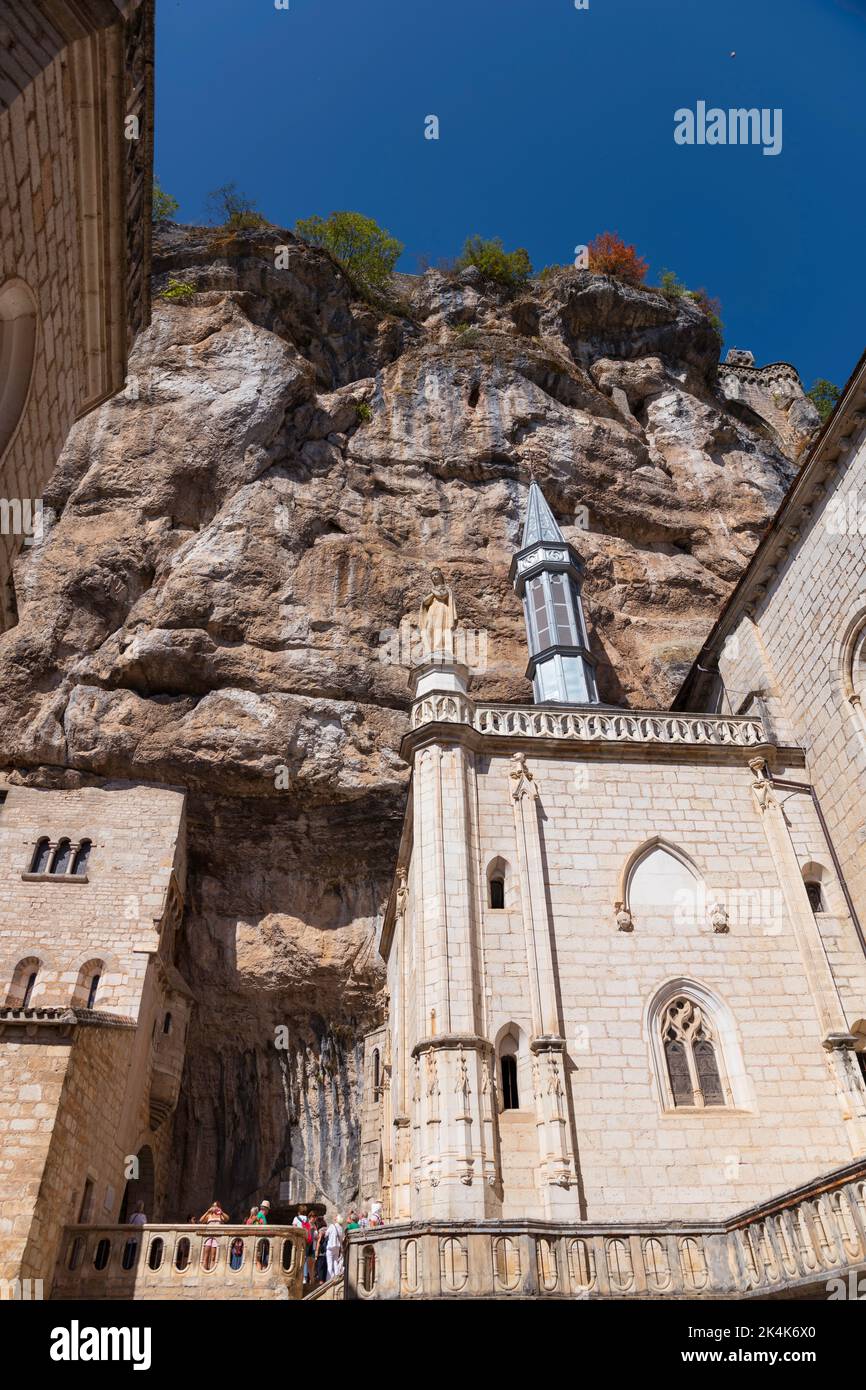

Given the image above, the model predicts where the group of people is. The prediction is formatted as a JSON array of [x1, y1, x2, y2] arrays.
[[295, 1202, 384, 1286], [191, 1199, 383, 1284]]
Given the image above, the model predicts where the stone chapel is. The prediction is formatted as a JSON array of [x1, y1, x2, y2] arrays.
[[354, 350, 866, 1300]]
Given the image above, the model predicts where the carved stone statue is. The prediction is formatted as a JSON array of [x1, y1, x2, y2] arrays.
[[614, 901, 634, 933], [710, 902, 730, 934], [419, 568, 457, 656]]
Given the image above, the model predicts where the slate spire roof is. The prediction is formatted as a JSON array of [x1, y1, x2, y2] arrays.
[[521, 482, 565, 548]]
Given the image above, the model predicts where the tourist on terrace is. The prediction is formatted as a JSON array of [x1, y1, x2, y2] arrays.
[[314, 1218, 329, 1285], [199, 1199, 230, 1270], [129, 1201, 147, 1225], [325, 1213, 344, 1280], [243, 1206, 259, 1225]]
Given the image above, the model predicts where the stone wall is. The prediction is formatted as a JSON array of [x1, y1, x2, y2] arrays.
[[382, 727, 866, 1226], [714, 418, 866, 940], [0, 778, 186, 1285], [0, 0, 153, 630]]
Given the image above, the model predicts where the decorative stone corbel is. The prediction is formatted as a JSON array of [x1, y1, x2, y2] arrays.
[[509, 750, 538, 801], [614, 901, 634, 932], [748, 756, 776, 813], [710, 902, 730, 934]]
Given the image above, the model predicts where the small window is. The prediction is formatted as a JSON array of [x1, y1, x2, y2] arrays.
[[86, 974, 100, 1010], [50, 839, 71, 874], [805, 881, 824, 913], [93, 1238, 111, 1271], [372, 1047, 381, 1099], [67, 1237, 84, 1271], [121, 1238, 139, 1271], [229, 1238, 244, 1271], [79, 1178, 95, 1223], [256, 1238, 270, 1270], [72, 839, 91, 876], [163, 1012, 172, 1035], [281, 1238, 295, 1272], [361, 1244, 377, 1292], [501, 1054, 519, 1110], [489, 877, 505, 909], [148, 1237, 164, 1271], [7, 957, 40, 1008], [175, 1237, 190, 1271], [30, 838, 51, 873]]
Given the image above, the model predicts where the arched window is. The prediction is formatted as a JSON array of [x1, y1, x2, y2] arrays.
[[72, 839, 91, 876], [72, 960, 105, 1010], [30, 838, 51, 874], [805, 881, 824, 913], [372, 1047, 381, 1100], [7, 957, 40, 1008], [661, 997, 725, 1108], [163, 1012, 172, 1035], [497, 1025, 524, 1111], [486, 857, 511, 910], [626, 841, 702, 919], [50, 839, 71, 875], [501, 1054, 519, 1110]]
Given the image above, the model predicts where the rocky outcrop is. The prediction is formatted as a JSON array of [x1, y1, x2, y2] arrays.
[[0, 226, 819, 1215]]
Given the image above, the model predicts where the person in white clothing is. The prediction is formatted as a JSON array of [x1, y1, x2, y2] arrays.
[[325, 1213, 344, 1280]]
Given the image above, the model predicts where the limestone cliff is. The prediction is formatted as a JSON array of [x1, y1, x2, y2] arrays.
[[0, 225, 818, 1215]]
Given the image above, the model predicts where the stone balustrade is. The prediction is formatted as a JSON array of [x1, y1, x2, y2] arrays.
[[51, 1224, 306, 1301], [345, 1160, 866, 1300], [410, 696, 767, 751]]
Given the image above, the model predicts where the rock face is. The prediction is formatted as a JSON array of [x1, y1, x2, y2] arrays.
[[0, 226, 819, 1215]]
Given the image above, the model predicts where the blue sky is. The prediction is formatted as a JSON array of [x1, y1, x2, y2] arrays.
[[155, 0, 866, 390]]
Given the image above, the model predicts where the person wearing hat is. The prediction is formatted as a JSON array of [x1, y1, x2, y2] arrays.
[[256, 1200, 271, 1224]]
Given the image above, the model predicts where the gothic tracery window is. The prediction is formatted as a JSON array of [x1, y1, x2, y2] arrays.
[[661, 997, 725, 1108]]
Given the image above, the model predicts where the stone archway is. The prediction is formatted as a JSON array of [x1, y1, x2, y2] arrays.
[[119, 1144, 156, 1223]]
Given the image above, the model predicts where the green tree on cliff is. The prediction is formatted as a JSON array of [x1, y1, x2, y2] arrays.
[[295, 211, 404, 291], [807, 378, 842, 423], [455, 235, 532, 287], [152, 179, 179, 223]]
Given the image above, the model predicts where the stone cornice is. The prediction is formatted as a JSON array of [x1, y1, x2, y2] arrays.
[[0, 1006, 136, 1037]]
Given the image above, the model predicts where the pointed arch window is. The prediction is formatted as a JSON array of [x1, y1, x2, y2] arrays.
[[661, 997, 725, 1108]]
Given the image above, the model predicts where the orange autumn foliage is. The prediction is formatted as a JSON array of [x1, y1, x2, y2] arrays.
[[587, 231, 649, 288]]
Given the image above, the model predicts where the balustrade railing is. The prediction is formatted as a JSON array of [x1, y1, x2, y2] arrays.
[[410, 696, 767, 750], [345, 1161, 866, 1300], [51, 1224, 306, 1301]]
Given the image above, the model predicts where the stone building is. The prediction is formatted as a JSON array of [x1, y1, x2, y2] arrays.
[[0, 778, 190, 1290], [0, 0, 153, 629], [356, 436, 866, 1298]]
